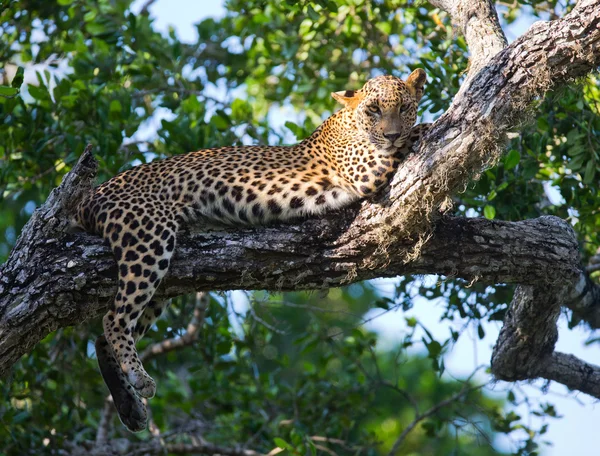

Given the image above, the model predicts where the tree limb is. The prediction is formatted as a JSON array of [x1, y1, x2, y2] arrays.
[[140, 292, 208, 361], [541, 352, 600, 398]]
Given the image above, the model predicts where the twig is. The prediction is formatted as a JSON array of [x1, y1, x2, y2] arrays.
[[378, 380, 421, 413], [309, 436, 367, 451], [77, 438, 265, 456], [140, 292, 209, 361], [146, 398, 160, 438], [256, 299, 362, 318], [131, 86, 223, 105], [247, 303, 286, 335], [139, 0, 157, 15], [326, 332, 421, 414], [388, 381, 485, 456], [118, 140, 153, 153], [313, 444, 339, 456]]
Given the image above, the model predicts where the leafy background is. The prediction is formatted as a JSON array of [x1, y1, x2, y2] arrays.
[[1, 0, 599, 455]]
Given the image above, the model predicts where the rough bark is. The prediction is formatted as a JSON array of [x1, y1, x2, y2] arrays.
[[2, 0, 600, 406]]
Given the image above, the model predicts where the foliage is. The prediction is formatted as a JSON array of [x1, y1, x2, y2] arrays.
[[1, 0, 597, 454]]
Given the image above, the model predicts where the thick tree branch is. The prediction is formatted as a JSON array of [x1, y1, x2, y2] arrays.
[[492, 283, 600, 398], [2, 173, 597, 379], [542, 352, 600, 398], [380, 0, 600, 239]]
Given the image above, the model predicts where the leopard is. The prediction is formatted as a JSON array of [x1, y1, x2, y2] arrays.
[[74, 69, 430, 432]]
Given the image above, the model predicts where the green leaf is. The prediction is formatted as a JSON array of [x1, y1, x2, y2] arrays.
[[567, 144, 585, 157], [504, 149, 521, 170], [57, 0, 74, 4], [85, 22, 107, 36], [216, 341, 231, 355], [11, 67, 24, 88], [583, 159, 596, 184], [307, 4, 320, 21], [425, 340, 442, 358], [27, 84, 48, 100], [285, 121, 305, 139], [422, 421, 436, 437], [0, 85, 19, 97], [376, 22, 392, 35], [273, 438, 291, 449], [326, 1, 338, 13], [375, 299, 390, 310], [484, 205, 496, 220], [497, 181, 509, 192], [231, 98, 251, 120], [109, 99, 122, 114], [211, 114, 230, 130], [477, 324, 485, 339], [12, 411, 30, 424], [406, 317, 417, 328], [84, 10, 97, 22], [568, 153, 586, 171]]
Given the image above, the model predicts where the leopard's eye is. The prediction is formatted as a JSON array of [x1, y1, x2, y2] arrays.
[[399, 104, 409, 113], [367, 105, 381, 115]]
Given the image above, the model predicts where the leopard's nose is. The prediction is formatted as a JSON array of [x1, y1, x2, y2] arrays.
[[383, 133, 401, 143]]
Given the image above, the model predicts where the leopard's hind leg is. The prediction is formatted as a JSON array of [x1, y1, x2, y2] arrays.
[[101, 208, 178, 399]]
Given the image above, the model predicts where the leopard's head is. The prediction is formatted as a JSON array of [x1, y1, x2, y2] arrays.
[[332, 69, 426, 153]]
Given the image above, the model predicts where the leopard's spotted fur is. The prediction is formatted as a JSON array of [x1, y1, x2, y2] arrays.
[[76, 69, 430, 431]]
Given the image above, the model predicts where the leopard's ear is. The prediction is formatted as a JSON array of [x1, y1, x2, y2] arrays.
[[331, 89, 364, 109], [405, 69, 427, 102]]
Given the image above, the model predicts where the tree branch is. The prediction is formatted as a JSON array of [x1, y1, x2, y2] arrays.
[[541, 352, 600, 398], [140, 292, 208, 361], [139, 0, 157, 15], [492, 282, 600, 398], [0, 195, 590, 376]]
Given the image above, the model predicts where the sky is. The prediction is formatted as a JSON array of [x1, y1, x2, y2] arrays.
[[132, 1, 600, 454]]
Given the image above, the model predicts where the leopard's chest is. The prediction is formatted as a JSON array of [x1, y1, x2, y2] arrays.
[[339, 150, 402, 197]]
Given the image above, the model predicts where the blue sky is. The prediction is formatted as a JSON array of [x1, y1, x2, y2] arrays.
[[131, 1, 600, 454]]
